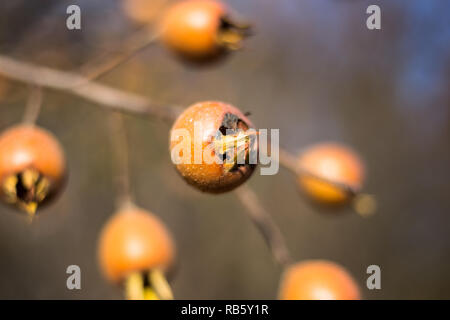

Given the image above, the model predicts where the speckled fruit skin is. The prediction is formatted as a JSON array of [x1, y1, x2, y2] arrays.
[[0, 124, 66, 203], [160, 0, 227, 59], [98, 206, 175, 283], [279, 260, 361, 300], [170, 101, 256, 193], [297, 143, 364, 205]]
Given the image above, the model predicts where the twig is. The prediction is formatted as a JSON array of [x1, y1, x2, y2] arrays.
[[235, 184, 292, 267], [22, 85, 43, 125], [0, 55, 182, 123], [108, 112, 133, 208], [278, 147, 299, 173], [79, 27, 160, 82]]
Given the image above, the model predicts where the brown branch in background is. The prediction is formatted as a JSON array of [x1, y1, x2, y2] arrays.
[[0, 55, 182, 123], [22, 85, 43, 125], [108, 112, 133, 208], [235, 184, 292, 267], [79, 27, 160, 82]]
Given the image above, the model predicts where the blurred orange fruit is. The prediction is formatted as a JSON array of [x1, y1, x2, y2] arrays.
[[278, 260, 361, 300], [160, 0, 250, 61], [297, 143, 364, 205], [98, 205, 175, 283], [0, 124, 66, 214]]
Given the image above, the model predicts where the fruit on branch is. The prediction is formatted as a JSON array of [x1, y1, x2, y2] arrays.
[[278, 260, 361, 300], [160, 0, 251, 61], [170, 101, 257, 193], [98, 204, 175, 299], [297, 143, 365, 205], [0, 125, 66, 216], [123, 0, 167, 25]]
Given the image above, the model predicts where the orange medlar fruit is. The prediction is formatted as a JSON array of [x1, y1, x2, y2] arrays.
[[98, 204, 175, 299], [169, 101, 257, 193], [0, 124, 66, 216], [160, 0, 251, 62], [297, 143, 365, 205], [278, 260, 361, 300]]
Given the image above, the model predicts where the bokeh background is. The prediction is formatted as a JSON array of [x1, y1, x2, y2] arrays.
[[0, 0, 449, 299]]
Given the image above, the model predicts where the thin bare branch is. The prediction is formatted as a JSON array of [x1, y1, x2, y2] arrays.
[[22, 85, 43, 124], [0, 55, 182, 123], [108, 112, 133, 208], [278, 147, 299, 173], [79, 27, 160, 82], [235, 184, 292, 267]]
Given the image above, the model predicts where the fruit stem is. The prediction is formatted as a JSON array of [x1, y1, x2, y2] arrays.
[[235, 184, 293, 268], [78, 26, 160, 84], [108, 112, 133, 209], [22, 85, 43, 125]]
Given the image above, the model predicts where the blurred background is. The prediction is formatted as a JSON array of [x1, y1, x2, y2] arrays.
[[0, 0, 449, 299]]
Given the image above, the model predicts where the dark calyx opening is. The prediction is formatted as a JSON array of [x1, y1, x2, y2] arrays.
[[1, 168, 50, 215], [215, 113, 257, 173], [217, 16, 252, 51]]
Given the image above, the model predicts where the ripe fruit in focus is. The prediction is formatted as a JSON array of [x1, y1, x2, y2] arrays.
[[297, 143, 364, 205], [170, 101, 257, 193], [98, 205, 175, 284], [278, 260, 361, 300], [160, 0, 250, 61], [0, 125, 66, 215]]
